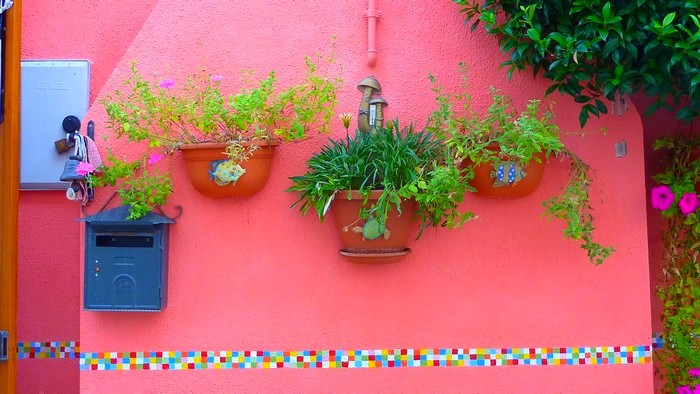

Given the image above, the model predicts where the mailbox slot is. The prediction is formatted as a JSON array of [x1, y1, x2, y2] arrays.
[[96, 235, 154, 248]]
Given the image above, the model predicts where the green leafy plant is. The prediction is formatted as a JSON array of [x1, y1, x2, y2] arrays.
[[454, 0, 700, 126], [429, 68, 564, 166], [287, 120, 475, 237], [651, 136, 700, 393], [541, 149, 614, 265], [427, 67, 614, 264], [93, 50, 342, 219]]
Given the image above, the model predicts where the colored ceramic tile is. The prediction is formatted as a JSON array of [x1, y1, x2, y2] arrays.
[[78, 344, 652, 371], [17, 341, 80, 359]]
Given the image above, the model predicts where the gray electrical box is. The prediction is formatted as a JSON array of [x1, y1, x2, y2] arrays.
[[81, 205, 173, 312], [20, 60, 90, 189]]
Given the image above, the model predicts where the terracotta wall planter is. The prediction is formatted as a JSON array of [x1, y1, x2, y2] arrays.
[[466, 146, 546, 198], [331, 190, 417, 263], [180, 141, 277, 198]]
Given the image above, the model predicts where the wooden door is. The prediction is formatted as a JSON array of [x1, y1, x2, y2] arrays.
[[0, 0, 21, 392]]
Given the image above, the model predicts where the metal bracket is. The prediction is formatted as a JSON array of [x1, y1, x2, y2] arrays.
[[0, 330, 8, 361], [614, 140, 627, 158], [611, 92, 630, 116], [363, 9, 381, 17]]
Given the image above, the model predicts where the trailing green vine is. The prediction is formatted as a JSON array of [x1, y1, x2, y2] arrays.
[[651, 136, 700, 393], [542, 148, 615, 265]]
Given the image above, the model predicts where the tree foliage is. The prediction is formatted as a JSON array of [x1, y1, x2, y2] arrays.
[[455, 0, 700, 126]]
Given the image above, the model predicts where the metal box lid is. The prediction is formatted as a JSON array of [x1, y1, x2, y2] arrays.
[[80, 205, 175, 226]]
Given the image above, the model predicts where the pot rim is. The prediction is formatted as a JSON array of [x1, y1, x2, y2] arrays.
[[179, 140, 280, 150]]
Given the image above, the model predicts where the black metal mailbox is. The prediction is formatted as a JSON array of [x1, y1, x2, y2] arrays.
[[80, 205, 174, 312]]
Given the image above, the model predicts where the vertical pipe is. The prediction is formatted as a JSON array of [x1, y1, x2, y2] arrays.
[[0, 0, 21, 391], [366, 0, 378, 67]]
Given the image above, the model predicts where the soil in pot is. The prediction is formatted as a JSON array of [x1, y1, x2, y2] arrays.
[[180, 141, 277, 198], [331, 190, 417, 262]]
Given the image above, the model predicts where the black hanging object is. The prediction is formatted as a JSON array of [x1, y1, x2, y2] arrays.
[[62, 115, 81, 133]]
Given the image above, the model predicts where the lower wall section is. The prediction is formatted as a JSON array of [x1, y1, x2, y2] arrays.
[[18, 340, 655, 392], [76, 362, 653, 393], [19, 341, 653, 370], [79, 344, 651, 371]]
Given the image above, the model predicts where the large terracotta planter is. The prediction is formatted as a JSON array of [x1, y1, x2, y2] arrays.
[[179, 141, 277, 198], [466, 145, 546, 198], [331, 190, 417, 263]]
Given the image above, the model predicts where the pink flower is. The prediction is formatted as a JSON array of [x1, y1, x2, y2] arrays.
[[679, 193, 700, 216], [651, 185, 675, 211], [159, 78, 176, 89], [677, 386, 692, 394], [75, 161, 95, 176], [147, 153, 163, 165], [689, 368, 700, 377], [210, 75, 224, 82]]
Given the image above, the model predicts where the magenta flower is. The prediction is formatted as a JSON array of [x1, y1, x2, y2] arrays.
[[147, 153, 164, 165], [651, 185, 676, 211], [689, 368, 700, 377], [679, 193, 700, 216], [159, 78, 176, 89], [677, 386, 692, 394], [651, 185, 675, 211], [210, 75, 224, 82], [76, 161, 95, 176]]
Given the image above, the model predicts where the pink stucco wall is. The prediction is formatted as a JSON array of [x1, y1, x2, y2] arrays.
[[17, 193, 79, 393], [20, 0, 653, 392], [18, 1, 158, 392]]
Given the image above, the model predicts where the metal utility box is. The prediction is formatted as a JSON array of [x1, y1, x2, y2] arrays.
[[20, 60, 90, 189], [81, 206, 174, 312]]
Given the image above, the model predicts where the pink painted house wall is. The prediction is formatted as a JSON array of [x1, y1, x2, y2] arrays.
[[18, 2, 157, 393], [19, 0, 653, 392]]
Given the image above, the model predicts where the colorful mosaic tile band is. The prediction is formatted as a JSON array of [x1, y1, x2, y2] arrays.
[[79, 345, 651, 371], [17, 341, 80, 359]]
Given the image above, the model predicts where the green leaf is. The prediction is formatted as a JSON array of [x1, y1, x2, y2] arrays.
[[595, 99, 609, 114], [579, 110, 590, 127], [663, 12, 676, 27], [602, 3, 612, 21], [527, 28, 541, 42]]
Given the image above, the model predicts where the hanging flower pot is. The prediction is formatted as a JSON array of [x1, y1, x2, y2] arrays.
[[180, 141, 278, 198], [288, 122, 472, 264], [466, 144, 546, 199], [331, 190, 417, 263]]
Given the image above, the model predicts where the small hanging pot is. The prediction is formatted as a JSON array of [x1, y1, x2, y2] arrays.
[[465, 144, 546, 199]]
